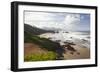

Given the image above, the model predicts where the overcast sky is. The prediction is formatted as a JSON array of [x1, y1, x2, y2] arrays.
[[24, 11, 90, 31]]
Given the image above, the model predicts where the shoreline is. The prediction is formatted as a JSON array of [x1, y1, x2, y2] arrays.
[[62, 44, 90, 60]]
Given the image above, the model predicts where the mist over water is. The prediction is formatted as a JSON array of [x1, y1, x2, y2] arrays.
[[25, 11, 90, 49], [39, 31, 90, 49]]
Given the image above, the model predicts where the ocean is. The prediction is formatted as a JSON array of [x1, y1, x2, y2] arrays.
[[39, 31, 90, 49]]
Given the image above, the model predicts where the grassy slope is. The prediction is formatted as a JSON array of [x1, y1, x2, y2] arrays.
[[24, 51, 57, 61], [24, 31, 62, 61], [24, 31, 62, 52]]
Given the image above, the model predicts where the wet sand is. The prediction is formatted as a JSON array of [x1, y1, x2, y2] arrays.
[[63, 44, 90, 60], [39, 32, 90, 60], [24, 43, 90, 60]]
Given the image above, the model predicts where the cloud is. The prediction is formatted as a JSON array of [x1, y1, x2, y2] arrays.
[[64, 14, 80, 25], [25, 11, 64, 22], [25, 11, 53, 22], [25, 11, 89, 31], [60, 14, 81, 31], [25, 11, 65, 29]]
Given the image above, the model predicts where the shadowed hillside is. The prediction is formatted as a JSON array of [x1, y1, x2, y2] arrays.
[[24, 24, 54, 35], [24, 24, 65, 61], [24, 31, 63, 53]]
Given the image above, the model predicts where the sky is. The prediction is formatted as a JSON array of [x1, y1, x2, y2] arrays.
[[24, 11, 90, 31]]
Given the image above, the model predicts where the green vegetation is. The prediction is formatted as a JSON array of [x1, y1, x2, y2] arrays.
[[24, 51, 57, 61], [24, 31, 62, 52], [24, 31, 63, 61]]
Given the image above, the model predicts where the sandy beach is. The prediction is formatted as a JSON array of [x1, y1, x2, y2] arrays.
[[39, 32, 90, 60], [24, 11, 91, 61], [63, 44, 90, 60], [24, 31, 90, 61]]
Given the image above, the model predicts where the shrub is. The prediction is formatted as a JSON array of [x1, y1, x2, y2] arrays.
[[24, 51, 57, 61]]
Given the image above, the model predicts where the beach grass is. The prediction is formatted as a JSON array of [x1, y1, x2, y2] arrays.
[[24, 31, 62, 52], [24, 51, 57, 61]]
